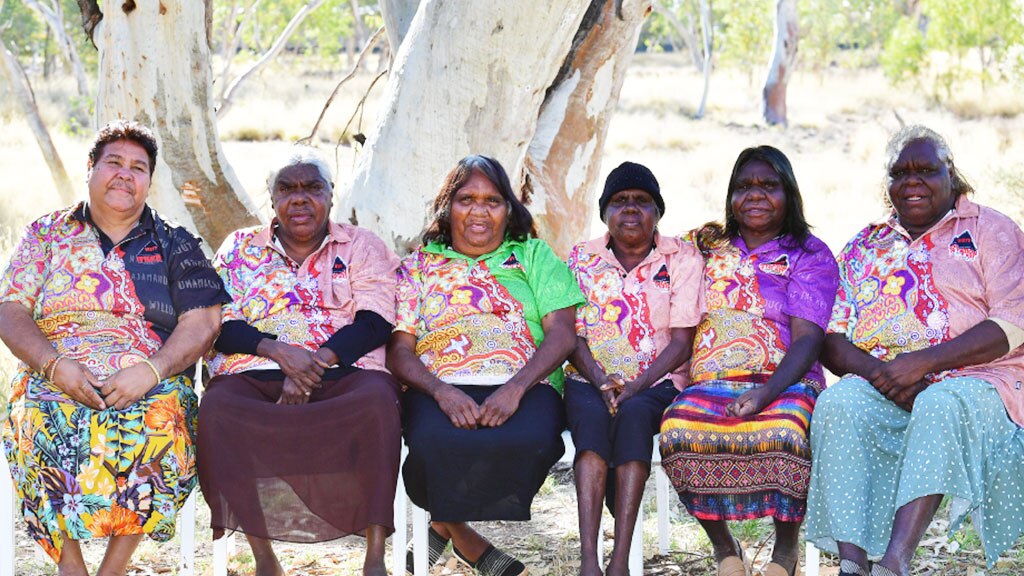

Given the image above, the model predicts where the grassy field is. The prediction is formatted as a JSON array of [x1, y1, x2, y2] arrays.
[[1, 53, 1023, 574]]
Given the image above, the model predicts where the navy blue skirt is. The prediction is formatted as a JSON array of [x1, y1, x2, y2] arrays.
[[402, 384, 565, 522]]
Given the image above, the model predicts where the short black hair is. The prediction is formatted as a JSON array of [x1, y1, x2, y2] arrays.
[[88, 120, 159, 176]]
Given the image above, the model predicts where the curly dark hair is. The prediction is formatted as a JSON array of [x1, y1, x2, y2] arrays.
[[696, 145, 810, 254], [422, 155, 536, 246], [87, 119, 159, 176]]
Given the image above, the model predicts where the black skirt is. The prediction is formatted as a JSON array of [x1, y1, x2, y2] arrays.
[[402, 384, 565, 522]]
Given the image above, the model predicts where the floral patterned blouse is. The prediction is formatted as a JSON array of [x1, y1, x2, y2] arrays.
[[567, 233, 705, 389], [691, 231, 839, 389], [395, 238, 584, 392], [829, 196, 1024, 425], [0, 202, 228, 378], [207, 221, 399, 376]]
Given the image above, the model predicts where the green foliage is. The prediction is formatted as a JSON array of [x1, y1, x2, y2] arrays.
[[881, 0, 1024, 97], [0, 0, 97, 75], [801, 0, 901, 71], [881, 15, 927, 83], [716, 0, 772, 77]]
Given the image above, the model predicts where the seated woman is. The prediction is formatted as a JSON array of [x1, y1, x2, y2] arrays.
[[388, 155, 583, 576], [805, 126, 1024, 576], [0, 120, 225, 576], [660, 146, 839, 576], [198, 147, 402, 576], [565, 161, 704, 576]]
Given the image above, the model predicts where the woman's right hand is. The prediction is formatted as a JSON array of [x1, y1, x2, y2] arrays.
[[598, 373, 624, 415], [433, 384, 481, 429], [52, 358, 106, 410], [264, 340, 327, 391], [277, 376, 312, 405]]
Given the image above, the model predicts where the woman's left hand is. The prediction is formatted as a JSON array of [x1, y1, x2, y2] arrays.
[[726, 386, 778, 418], [479, 384, 525, 427], [277, 377, 311, 405], [100, 363, 160, 410]]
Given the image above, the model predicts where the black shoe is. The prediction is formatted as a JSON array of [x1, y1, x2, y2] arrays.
[[453, 544, 527, 576], [405, 526, 448, 574]]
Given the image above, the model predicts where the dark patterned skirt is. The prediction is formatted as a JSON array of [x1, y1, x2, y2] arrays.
[[659, 377, 818, 522], [197, 369, 401, 542], [402, 384, 565, 522]]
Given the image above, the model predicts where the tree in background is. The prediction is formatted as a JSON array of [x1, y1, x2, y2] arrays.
[[762, 0, 797, 125]]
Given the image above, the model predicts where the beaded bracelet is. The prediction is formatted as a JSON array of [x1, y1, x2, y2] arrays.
[[45, 355, 65, 382], [138, 358, 162, 384]]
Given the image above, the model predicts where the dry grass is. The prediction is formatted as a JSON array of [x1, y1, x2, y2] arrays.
[[2, 53, 1024, 574]]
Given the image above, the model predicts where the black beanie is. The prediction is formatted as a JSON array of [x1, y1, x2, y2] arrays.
[[599, 161, 664, 221]]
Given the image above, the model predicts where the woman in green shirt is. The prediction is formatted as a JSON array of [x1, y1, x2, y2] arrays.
[[388, 155, 584, 576]]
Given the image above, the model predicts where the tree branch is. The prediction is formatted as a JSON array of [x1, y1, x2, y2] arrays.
[[74, 0, 102, 46], [216, 0, 326, 119], [299, 25, 385, 145]]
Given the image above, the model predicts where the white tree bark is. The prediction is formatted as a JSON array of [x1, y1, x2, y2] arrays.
[[762, 0, 798, 126], [380, 0, 419, 57], [523, 0, 651, 256], [24, 0, 90, 96], [340, 0, 590, 252], [695, 0, 713, 119], [92, 0, 259, 247], [0, 37, 75, 203]]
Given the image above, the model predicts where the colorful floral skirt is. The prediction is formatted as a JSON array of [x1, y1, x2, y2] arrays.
[[659, 377, 818, 522], [3, 368, 197, 562]]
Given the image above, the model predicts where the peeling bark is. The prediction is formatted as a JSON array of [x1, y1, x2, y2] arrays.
[[342, 0, 591, 253], [762, 0, 797, 126], [91, 0, 259, 248], [524, 0, 652, 257]]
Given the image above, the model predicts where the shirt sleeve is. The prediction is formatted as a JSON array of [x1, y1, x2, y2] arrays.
[[166, 224, 231, 315], [214, 319, 277, 355], [525, 239, 585, 319], [0, 216, 52, 313], [347, 229, 400, 324], [394, 252, 423, 336], [785, 237, 840, 330], [566, 244, 589, 338], [322, 309, 393, 366], [979, 210, 1024, 336], [669, 241, 706, 329], [212, 231, 250, 323]]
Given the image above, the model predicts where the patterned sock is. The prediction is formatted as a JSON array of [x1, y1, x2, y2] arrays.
[[406, 527, 448, 574], [474, 545, 526, 576], [870, 563, 900, 576], [839, 559, 870, 576]]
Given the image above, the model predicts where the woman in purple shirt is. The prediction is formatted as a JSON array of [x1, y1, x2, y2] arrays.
[[660, 146, 839, 576]]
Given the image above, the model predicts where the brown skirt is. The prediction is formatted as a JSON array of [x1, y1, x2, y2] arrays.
[[197, 369, 402, 542]]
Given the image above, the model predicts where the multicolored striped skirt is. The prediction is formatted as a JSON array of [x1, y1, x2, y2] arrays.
[[659, 377, 818, 522]]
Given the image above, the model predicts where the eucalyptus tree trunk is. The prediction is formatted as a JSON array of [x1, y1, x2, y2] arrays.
[[524, 0, 652, 256], [24, 0, 90, 96], [762, 0, 798, 126], [88, 0, 259, 248], [340, 0, 591, 253]]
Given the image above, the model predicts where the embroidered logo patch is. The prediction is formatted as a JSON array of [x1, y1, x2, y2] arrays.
[[135, 241, 163, 264], [948, 230, 978, 261], [501, 253, 523, 270], [653, 264, 670, 289], [332, 256, 348, 275], [759, 254, 789, 276]]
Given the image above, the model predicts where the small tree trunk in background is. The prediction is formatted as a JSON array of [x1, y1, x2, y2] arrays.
[[89, 0, 259, 248], [695, 0, 713, 118], [0, 39, 75, 203], [341, 0, 590, 252], [762, 0, 797, 126], [24, 0, 90, 96], [380, 0, 418, 60], [523, 0, 652, 256], [653, 1, 703, 71]]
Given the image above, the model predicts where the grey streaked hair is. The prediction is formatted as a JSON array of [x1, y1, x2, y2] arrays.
[[883, 124, 973, 198], [266, 145, 334, 192]]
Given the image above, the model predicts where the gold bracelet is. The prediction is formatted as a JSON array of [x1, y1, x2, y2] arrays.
[[138, 358, 162, 384]]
